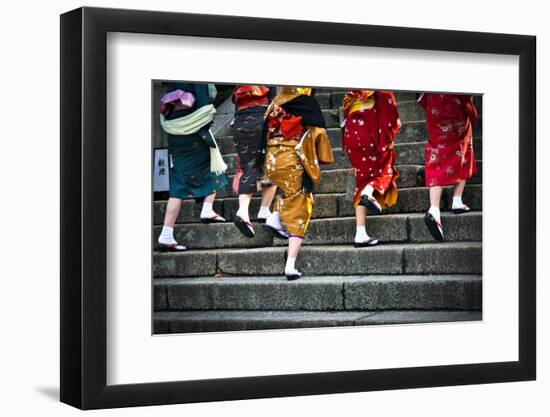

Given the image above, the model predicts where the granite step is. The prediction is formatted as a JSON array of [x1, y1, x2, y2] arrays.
[[154, 275, 482, 312], [153, 211, 482, 250], [153, 241, 482, 277], [154, 184, 483, 224], [276, 211, 482, 246], [153, 309, 482, 333]]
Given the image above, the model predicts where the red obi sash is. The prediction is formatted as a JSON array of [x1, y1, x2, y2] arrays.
[[233, 85, 270, 111], [267, 105, 305, 141]]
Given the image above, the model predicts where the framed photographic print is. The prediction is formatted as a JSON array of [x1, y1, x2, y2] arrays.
[[60, 6, 536, 410]]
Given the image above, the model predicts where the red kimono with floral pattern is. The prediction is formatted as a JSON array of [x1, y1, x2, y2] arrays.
[[342, 91, 401, 208], [418, 93, 478, 187]]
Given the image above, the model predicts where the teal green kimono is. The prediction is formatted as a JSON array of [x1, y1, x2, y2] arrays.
[[165, 83, 227, 202]]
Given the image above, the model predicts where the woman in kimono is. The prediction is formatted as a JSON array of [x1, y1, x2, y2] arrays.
[[418, 93, 478, 241], [342, 90, 401, 247], [157, 82, 228, 251], [259, 87, 334, 280], [231, 85, 278, 238]]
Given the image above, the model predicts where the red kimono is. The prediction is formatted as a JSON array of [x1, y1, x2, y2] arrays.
[[342, 90, 400, 208], [418, 93, 478, 187]]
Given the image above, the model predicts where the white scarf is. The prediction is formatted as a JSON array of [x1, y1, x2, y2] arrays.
[[160, 104, 227, 175], [160, 104, 216, 135]]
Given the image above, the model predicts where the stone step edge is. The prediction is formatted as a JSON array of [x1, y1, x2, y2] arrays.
[[154, 183, 483, 206], [154, 241, 482, 277], [156, 210, 483, 223], [154, 309, 482, 316], [153, 210, 482, 231], [154, 274, 482, 284], [155, 274, 481, 312], [153, 240, 482, 256], [153, 310, 482, 333]]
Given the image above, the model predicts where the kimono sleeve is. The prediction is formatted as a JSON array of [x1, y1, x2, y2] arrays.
[[313, 127, 334, 165], [377, 91, 401, 142], [464, 95, 479, 126], [297, 126, 334, 186]]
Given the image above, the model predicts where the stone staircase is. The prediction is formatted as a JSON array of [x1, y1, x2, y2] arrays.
[[153, 89, 483, 334]]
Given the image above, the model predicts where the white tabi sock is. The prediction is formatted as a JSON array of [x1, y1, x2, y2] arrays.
[[158, 226, 177, 245], [355, 225, 370, 242], [267, 211, 282, 228], [266, 211, 288, 238], [285, 256, 296, 271], [452, 196, 465, 209], [257, 206, 272, 220], [200, 202, 215, 218], [428, 205, 441, 224], [236, 207, 250, 222], [285, 256, 301, 276], [361, 184, 375, 198]]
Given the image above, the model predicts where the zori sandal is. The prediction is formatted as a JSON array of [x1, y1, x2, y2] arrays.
[[424, 212, 444, 241], [200, 214, 226, 224], [360, 194, 382, 215], [452, 204, 471, 215], [234, 215, 255, 238], [157, 243, 187, 252], [354, 238, 379, 248]]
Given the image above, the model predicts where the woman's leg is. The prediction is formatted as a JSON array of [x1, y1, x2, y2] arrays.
[[158, 198, 186, 250], [425, 186, 444, 241], [258, 184, 277, 221], [451, 179, 470, 212], [285, 236, 303, 279], [354, 203, 379, 246], [200, 192, 226, 222], [204, 192, 216, 205], [355, 204, 366, 227], [234, 192, 255, 238], [452, 179, 467, 197], [287, 236, 303, 259], [429, 186, 443, 208], [237, 193, 253, 221], [163, 197, 183, 228]]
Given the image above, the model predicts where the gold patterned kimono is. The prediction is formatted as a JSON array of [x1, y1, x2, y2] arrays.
[[263, 88, 334, 237]]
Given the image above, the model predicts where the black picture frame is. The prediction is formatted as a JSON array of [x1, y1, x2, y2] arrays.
[[60, 6, 536, 410]]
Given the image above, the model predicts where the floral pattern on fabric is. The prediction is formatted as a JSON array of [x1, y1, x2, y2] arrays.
[[342, 91, 400, 208], [264, 141, 313, 237], [263, 103, 333, 237], [419, 93, 478, 187]]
